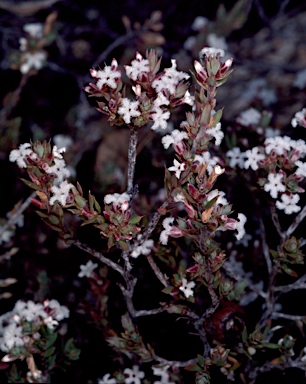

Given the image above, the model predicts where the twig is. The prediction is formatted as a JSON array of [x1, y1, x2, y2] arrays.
[[146, 254, 168, 287], [274, 274, 306, 293], [272, 312, 306, 321], [0, 192, 36, 239], [259, 217, 273, 275], [285, 205, 306, 239], [269, 203, 285, 241], [126, 127, 138, 196], [72, 239, 124, 277]]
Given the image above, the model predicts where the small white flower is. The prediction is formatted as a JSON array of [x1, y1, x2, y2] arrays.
[[23, 23, 43, 38], [207, 33, 228, 51], [152, 60, 189, 95], [264, 172, 286, 198], [168, 159, 186, 179], [104, 192, 130, 211], [49, 180, 73, 206], [152, 365, 174, 384], [200, 47, 225, 58], [235, 213, 247, 241], [151, 107, 171, 131], [131, 239, 154, 258], [191, 16, 208, 31], [179, 278, 196, 298], [291, 108, 306, 128], [161, 129, 188, 149], [53, 134, 73, 151], [95, 65, 121, 89], [194, 152, 220, 174], [20, 51, 46, 74], [98, 373, 116, 384], [295, 160, 306, 177], [1, 323, 24, 352], [236, 108, 261, 126], [52, 145, 66, 159], [226, 147, 246, 168], [244, 147, 265, 171], [123, 365, 145, 384], [264, 136, 292, 156], [159, 217, 174, 245], [118, 98, 141, 124], [78, 260, 98, 278], [206, 122, 224, 145], [45, 158, 70, 184], [125, 54, 150, 81], [276, 194, 301, 215], [47, 299, 70, 321], [9, 143, 32, 168], [44, 316, 59, 329], [16, 300, 46, 322]]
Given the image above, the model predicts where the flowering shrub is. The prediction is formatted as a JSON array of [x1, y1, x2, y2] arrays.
[[4, 42, 306, 383], [1, 2, 306, 383]]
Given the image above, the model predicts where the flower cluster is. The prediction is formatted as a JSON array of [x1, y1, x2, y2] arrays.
[[0, 299, 69, 361]]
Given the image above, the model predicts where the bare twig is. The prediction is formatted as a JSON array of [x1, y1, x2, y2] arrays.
[[0, 192, 36, 239], [126, 127, 138, 196], [146, 253, 168, 287], [274, 274, 306, 293], [259, 217, 273, 275], [72, 239, 124, 277], [285, 205, 306, 239], [272, 312, 306, 321], [269, 204, 285, 241]]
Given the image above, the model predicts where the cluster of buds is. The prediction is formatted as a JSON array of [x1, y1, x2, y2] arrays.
[[84, 50, 191, 130]]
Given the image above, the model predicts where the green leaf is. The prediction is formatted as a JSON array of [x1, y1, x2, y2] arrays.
[[20, 178, 41, 191], [44, 346, 55, 358], [162, 285, 175, 294], [265, 343, 280, 349]]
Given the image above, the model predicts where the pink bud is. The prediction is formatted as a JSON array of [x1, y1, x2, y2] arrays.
[[224, 218, 237, 230], [111, 58, 118, 70], [169, 226, 184, 238], [136, 52, 143, 61], [90, 68, 97, 77]]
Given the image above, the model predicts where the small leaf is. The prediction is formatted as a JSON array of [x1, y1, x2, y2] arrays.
[[20, 178, 41, 191]]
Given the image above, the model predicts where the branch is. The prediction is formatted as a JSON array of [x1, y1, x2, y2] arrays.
[[146, 254, 168, 287], [72, 239, 124, 277], [274, 274, 306, 293], [272, 312, 306, 321], [0, 192, 36, 239], [126, 127, 138, 196], [285, 205, 306, 239]]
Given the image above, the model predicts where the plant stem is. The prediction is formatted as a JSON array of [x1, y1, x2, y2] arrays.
[[126, 127, 138, 196]]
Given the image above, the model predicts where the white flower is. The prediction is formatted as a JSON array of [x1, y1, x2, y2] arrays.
[[16, 300, 46, 322], [152, 60, 189, 95], [23, 23, 43, 38], [150, 107, 171, 130], [244, 147, 265, 171], [237, 108, 261, 126], [191, 16, 208, 31], [154, 94, 170, 108], [9, 143, 32, 168], [264, 136, 292, 156], [104, 192, 130, 211], [98, 373, 116, 384], [159, 217, 174, 245], [53, 134, 73, 150], [291, 108, 306, 128], [131, 239, 154, 258], [118, 98, 141, 124], [179, 278, 196, 298], [1, 323, 24, 352], [45, 158, 70, 184], [94, 65, 121, 89], [206, 189, 228, 206], [43, 316, 59, 329], [206, 122, 224, 145], [49, 180, 73, 206], [47, 299, 70, 321], [235, 213, 247, 241], [263, 172, 286, 198], [194, 152, 220, 174], [200, 47, 225, 58], [168, 159, 186, 179], [152, 365, 174, 384], [207, 33, 228, 51], [52, 145, 66, 159], [78, 260, 98, 278], [161, 129, 188, 149], [123, 365, 145, 384], [226, 147, 246, 168], [276, 194, 301, 215], [125, 54, 150, 81], [295, 160, 306, 177], [293, 69, 306, 89], [20, 51, 46, 74]]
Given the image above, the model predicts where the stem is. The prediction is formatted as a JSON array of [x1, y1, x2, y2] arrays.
[[0, 192, 36, 239], [146, 254, 168, 287], [126, 127, 138, 196], [72, 239, 124, 277], [285, 205, 306, 239], [259, 217, 273, 275]]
